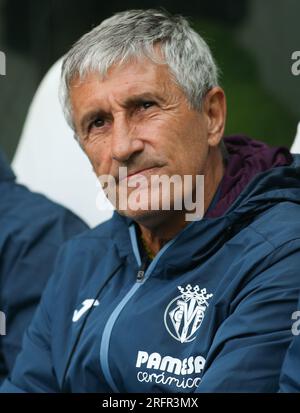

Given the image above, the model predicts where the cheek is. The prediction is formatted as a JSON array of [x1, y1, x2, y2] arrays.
[[83, 140, 112, 176], [181, 136, 208, 173], [164, 122, 208, 174]]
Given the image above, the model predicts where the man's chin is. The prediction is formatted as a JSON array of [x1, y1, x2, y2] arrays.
[[116, 207, 168, 225]]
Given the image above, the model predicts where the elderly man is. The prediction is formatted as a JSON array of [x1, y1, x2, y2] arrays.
[[1, 9, 300, 393]]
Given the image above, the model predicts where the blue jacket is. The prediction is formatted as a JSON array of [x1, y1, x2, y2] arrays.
[[0, 151, 88, 382], [2, 155, 300, 393]]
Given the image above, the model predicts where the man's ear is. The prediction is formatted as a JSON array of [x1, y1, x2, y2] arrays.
[[203, 87, 227, 147]]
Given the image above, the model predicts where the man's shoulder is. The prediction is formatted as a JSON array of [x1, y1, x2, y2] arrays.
[[0, 180, 88, 246], [61, 214, 121, 253], [46, 216, 125, 296], [249, 201, 300, 249], [1, 180, 85, 224]]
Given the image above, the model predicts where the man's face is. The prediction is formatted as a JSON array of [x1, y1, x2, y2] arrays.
[[70, 58, 215, 223]]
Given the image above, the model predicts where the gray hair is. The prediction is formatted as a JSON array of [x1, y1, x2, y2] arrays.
[[60, 9, 219, 130]]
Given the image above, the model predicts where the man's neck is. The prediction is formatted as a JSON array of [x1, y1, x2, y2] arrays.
[[138, 147, 225, 256]]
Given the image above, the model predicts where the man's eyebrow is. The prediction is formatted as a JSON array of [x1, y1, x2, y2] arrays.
[[78, 93, 165, 132], [122, 92, 166, 107]]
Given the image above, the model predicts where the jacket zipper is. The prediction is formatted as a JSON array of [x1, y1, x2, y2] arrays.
[[136, 256, 150, 283], [99, 224, 177, 392]]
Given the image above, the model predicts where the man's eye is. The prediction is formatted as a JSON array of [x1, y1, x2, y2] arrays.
[[140, 101, 155, 110], [89, 118, 105, 130]]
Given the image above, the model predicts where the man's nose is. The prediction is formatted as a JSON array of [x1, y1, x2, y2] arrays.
[[111, 115, 144, 162]]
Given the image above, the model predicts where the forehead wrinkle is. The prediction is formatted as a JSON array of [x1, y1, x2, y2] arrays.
[[71, 60, 185, 133]]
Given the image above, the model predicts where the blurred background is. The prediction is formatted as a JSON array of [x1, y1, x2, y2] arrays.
[[0, 0, 299, 160]]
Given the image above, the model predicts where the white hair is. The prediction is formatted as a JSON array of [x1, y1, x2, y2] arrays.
[[60, 9, 219, 130]]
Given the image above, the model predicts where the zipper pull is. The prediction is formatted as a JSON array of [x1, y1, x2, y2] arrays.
[[136, 257, 149, 283]]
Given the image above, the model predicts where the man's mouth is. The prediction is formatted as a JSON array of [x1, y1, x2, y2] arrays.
[[119, 166, 160, 183]]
